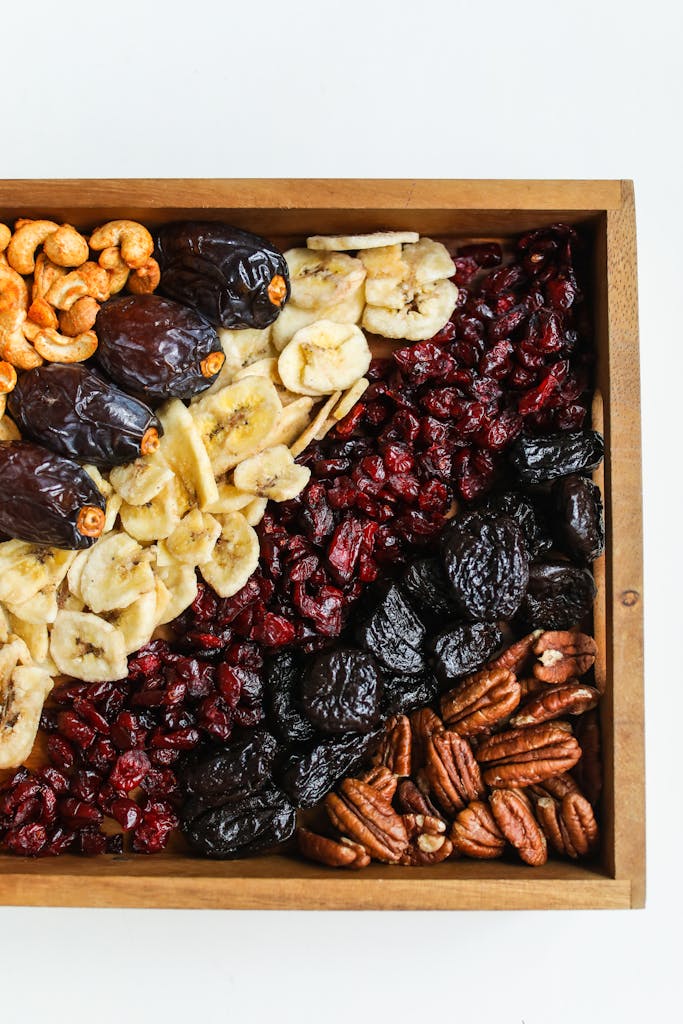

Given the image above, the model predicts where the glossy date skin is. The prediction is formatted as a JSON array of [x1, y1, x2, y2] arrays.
[[8, 364, 161, 467]]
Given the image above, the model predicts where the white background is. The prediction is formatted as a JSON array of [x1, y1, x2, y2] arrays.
[[1, 1, 681, 1020]]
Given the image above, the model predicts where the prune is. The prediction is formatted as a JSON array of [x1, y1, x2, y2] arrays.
[[301, 648, 382, 734], [181, 727, 276, 795], [519, 561, 597, 629], [155, 221, 289, 329], [8, 365, 161, 467], [479, 491, 552, 560], [278, 732, 376, 808], [95, 294, 224, 404], [355, 584, 426, 676], [509, 430, 604, 484], [183, 784, 296, 859], [0, 441, 106, 548], [381, 669, 439, 716], [429, 623, 503, 685], [264, 651, 315, 745], [400, 558, 460, 623], [552, 474, 605, 564], [442, 512, 529, 621]]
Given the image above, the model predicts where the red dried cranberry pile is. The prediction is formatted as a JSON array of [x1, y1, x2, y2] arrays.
[[177, 224, 591, 652], [0, 639, 264, 856]]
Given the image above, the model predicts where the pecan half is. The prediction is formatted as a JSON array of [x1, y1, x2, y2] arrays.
[[476, 721, 582, 787], [297, 828, 371, 869], [395, 778, 442, 819], [357, 765, 398, 802], [510, 681, 600, 727], [373, 714, 412, 776], [489, 788, 547, 866], [450, 801, 506, 859], [534, 792, 598, 858], [573, 709, 602, 806], [400, 832, 454, 866], [422, 730, 485, 815], [532, 631, 597, 683], [518, 676, 548, 699], [440, 667, 521, 736], [410, 707, 444, 772], [325, 778, 409, 863], [487, 630, 543, 674], [529, 772, 580, 801], [402, 812, 447, 839]]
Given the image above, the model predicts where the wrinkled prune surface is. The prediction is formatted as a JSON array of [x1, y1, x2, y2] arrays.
[[0, 441, 106, 548], [552, 474, 605, 564], [381, 669, 440, 716], [155, 221, 290, 329], [180, 729, 277, 820], [277, 731, 376, 808], [183, 784, 296, 859], [443, 512, 529, 621], [355, 583, 426, 676], [301, 648, 382, 734], [509, 430, 604, 484], [479, 491, 552, 560], [400, 557, 461, 623], [519, 561, 597, 629], [8, 364, 161, 467], [429, 623, 503, 685], [96, 294, 223, 404], [264, 651, 315, 745]]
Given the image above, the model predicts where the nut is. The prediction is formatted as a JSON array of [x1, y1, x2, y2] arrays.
[[0, 361, 17, 394], [572, 709, 602, 806], [510, 681, 600, 728], [476, 721, 582, 788], [6, 220, 58, 274], [89, 220, 154, 269], [357, 765, 398, 802], [32, 328, 98, 364], [98, 246, 130, 294], [450, 801, 506, 859], [518, 676, 548, 699], [400, 831, 453, 866], [489, 788, 547, 866], [529, 772, 580, 801], [440, 667, 521, 736], [534, 791, 598, 858], [46, 262, 111, 309], [297, 828, 371, 869], [42, 225, 89, 268], [325, 777, 409, 863], [409, 706, 444, 772], [402, 812, 447, 839], [27, 296, 59, 330], [59, 297, 101, 337], [0, 224, 10, 252], [394, 778, 441, 819], [487, 630, 543, 674], [421, 729, 484, 815], [532, 630, 597, 683], [32, 254, 67, 302], [373, 713, 412, 776], [128, 257, 161, 295]]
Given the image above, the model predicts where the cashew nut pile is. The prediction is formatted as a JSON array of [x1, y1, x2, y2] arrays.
[[0, 219, 160, 409]]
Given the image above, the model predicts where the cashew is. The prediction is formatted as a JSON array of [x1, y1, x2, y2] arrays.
[[0, 225, 10, 253], [32, 328, 98, 364], [46, 261, 111, 310], [28, 297, 59, 330], [7, 220, 60, 274], [2, 321, 43, 369], [98, 247, 129, 294], [32, 253, 67, 302], [43, 225, 89, 268], [0, 263, 35, 368], [128, 257, 161, 295], [59, 296, 100, 337], [89, 220, 154, 269], [0, 360, 17, 394], [0, 411, 21, 439]]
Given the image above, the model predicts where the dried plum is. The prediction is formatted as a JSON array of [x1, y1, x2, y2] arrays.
[[381, 669, 439, 716], [355, 583, 426, 676], [552, 474, 605, 564], [442, 512, 529, 621], [400, 557, 460, 622], [8, 364, 161, 467], [155, 221, 289, 329], [519, 561, 597, 629], [509, 430, 604, 484], [264, 650, 315, 745], [479, 490, 552, 560], [277, 731, 376, 808], [180, 729, 277, 820], [429, 623, 503, 685], [0, 441, 106, 548], [183, 784, 296, 859], [301, 648, 382, 734], [95, 294, 224, 404]]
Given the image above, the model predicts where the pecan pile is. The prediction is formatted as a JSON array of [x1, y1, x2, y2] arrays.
[[297, 629, 601, 869]]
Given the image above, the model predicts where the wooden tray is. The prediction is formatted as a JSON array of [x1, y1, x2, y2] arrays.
[[0, 179, 644, 910]]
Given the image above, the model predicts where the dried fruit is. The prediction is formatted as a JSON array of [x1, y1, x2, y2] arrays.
[[509, 430, 604, 484], [180, 730, 278, 820], [380, 669, 439, 717], [264, 650, 315, 745], [429, 623, 503, 686], [355, 583, 426, 675], [183, 785, 296, 859], [552, 474, 605, 563], [277, 731, 376, 809], [400, 557, 460, 623], [442, 512, 529, 622], [520, 562, 597, 630], [301, 648, 382, 734]]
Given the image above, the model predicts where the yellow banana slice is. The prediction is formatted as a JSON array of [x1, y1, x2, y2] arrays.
[[0, 542, 74, 606], [66, 549, 90, 602], [79, 532, 155, 613], [362, 278, 458, 342], [0, 606, 10, 644], [306, 230, 419, 251], [109, 453, 174, 506], [165, 509, 222, 566], [241, 498, 268, 526], [0, 658, 54, 770], [103, 588, 159, 655], [156, 561, 199, 625], [7, 616, 50, 665], [199, 512, 259, 599], [285, 248, 365, 310], [50, 610, 128, 682], [103, 492, 122, 533], [200, 326, 275, 397], [332, 378, 370, 421], [205, 480, 258, 515], [271, 287, 365, 352], [232, 357, 282, 385], [289, 391, 342, 459], [233, 445, 311, 502], [158, 398, 219, 510], [119, 476, 185, 543], [263, 396, 315, 447], [278, 319, 371, 397], [83, 463, 113, 497], [403, 237, 456, 284], [190, 376, 282, 475], [5, 584, 58, 625]]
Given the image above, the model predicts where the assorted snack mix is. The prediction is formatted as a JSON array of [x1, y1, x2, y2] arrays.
[[0, 217, 605, 867]]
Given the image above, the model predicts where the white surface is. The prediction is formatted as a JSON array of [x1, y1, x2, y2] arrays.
[[1, 0, 681, 1020]]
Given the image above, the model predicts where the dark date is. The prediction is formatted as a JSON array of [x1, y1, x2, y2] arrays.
[[277, 731, 376, 809]]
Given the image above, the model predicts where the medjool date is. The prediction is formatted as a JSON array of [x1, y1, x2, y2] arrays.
[[278, 731, 376, 808], [400, 557, 460, 623], [509, 430, 604, 484], [0, 441, 106, 548], [442, 512, 529, 622], [381, 669, 439, 716], [479, 491, 552, 560], [429, 623, 503, 685], [183, 784, 296, 859], [265, 650, 315, 745], [155, 221, 290, 329], [355, 583, 426, 676], [552, 474, 605, 563], [301, 648, 382, 734], [519, 561, 597, 629], [95, 294, 225, 404], [8, 364, 161, 467]]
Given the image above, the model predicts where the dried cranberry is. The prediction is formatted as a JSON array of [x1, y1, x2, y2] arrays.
[[86, 736, 117, 772], [111, 798, 142, 831], [44, 827, 76, 856], [58, 797, 103, 829], [327, 517, 364, 583], [78, 829, 108, 856], [109, 751, 151, 793], [70, 770, 102, 804], [47, 735, 76, 771], [111, 711, 148, 750], [56, 711, 96, 750], [4, 822, 47, 856]]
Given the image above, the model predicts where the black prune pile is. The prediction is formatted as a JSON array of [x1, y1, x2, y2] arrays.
[[442, 511, 529, 621], [519, 561, 597, 629], [264, 650, 315, 745], [300, 648, 382, 734], [184, 785, 296, 860], [381, 669, 440, 716], [509, 430, 604, 484], [355, 583, 427, 675], [400, 557, 461, 623], [277, 731, 377, 809], [552, 474, 605, 564], [429, 623, 503, 686], [181, 729, 278, 815], [478, 491, 552, 560]]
